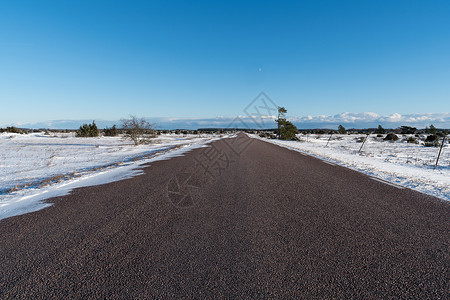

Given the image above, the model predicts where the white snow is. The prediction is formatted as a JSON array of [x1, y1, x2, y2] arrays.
[[0, 132, 227, 220], [253, 134, 450, 201]]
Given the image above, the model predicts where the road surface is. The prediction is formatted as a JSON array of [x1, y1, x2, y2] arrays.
[[1, 133, 449, 298]]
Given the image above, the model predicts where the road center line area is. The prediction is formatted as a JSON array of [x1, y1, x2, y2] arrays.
[[1, 133, 449, 298]]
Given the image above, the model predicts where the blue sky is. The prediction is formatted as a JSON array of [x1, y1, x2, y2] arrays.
[[1, 0, 450, 128]]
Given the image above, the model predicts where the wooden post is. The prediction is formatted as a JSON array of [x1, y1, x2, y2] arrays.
[[326, 133, 333, 147], [435, 136, 446, 167], [359, 133, 370, 153]]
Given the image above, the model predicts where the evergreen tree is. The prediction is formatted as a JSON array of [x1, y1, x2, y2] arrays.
[[276, 107, 287, 139], [376, 125, 385, 134], [400, 126, 417, 134], [338, 125, 346, 134], [429, 124, 437, 135], [275, 106, 298, 140], [76, 121, 99, 137], [278, 119, 298, 140], [104, 125, 118, 136], [89, 121, 99, 137]]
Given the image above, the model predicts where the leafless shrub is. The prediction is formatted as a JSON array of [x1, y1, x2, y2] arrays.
[[121, 116, 156, 145]]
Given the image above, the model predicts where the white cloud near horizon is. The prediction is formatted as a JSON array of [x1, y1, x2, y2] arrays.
[[289, 112, 450, 128]]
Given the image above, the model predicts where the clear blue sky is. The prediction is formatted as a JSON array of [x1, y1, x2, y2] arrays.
[[1, 0, 449, 125]]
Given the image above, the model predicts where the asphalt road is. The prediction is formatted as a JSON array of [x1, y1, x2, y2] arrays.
[[1, 133, 449, 299]]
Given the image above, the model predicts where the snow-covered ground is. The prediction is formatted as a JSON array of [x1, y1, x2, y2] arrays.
[[0, 132, 226, 220], [254, 134, 450, 201]]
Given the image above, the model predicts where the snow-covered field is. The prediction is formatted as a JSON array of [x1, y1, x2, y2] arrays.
[[255, 134, 449, 201], [0, 132, 225, 220]]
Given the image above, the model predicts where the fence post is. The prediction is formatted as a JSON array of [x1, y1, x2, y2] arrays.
[[359, 133, 370, 153], [435, 136, 446, 167], [326, 133, 333, 147]]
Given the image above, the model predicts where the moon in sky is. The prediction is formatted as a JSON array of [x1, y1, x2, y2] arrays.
[[258, 67, 262, 72]]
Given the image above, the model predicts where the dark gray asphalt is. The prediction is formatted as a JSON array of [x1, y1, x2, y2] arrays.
[[1, 133, 449, 299]]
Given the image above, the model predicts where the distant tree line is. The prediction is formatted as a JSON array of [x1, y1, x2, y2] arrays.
[[2, 116, 448, 148], [0, 126, 28, 134]]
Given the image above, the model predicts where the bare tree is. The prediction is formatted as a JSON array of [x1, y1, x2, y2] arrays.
[[121, 116, 155, 145]]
